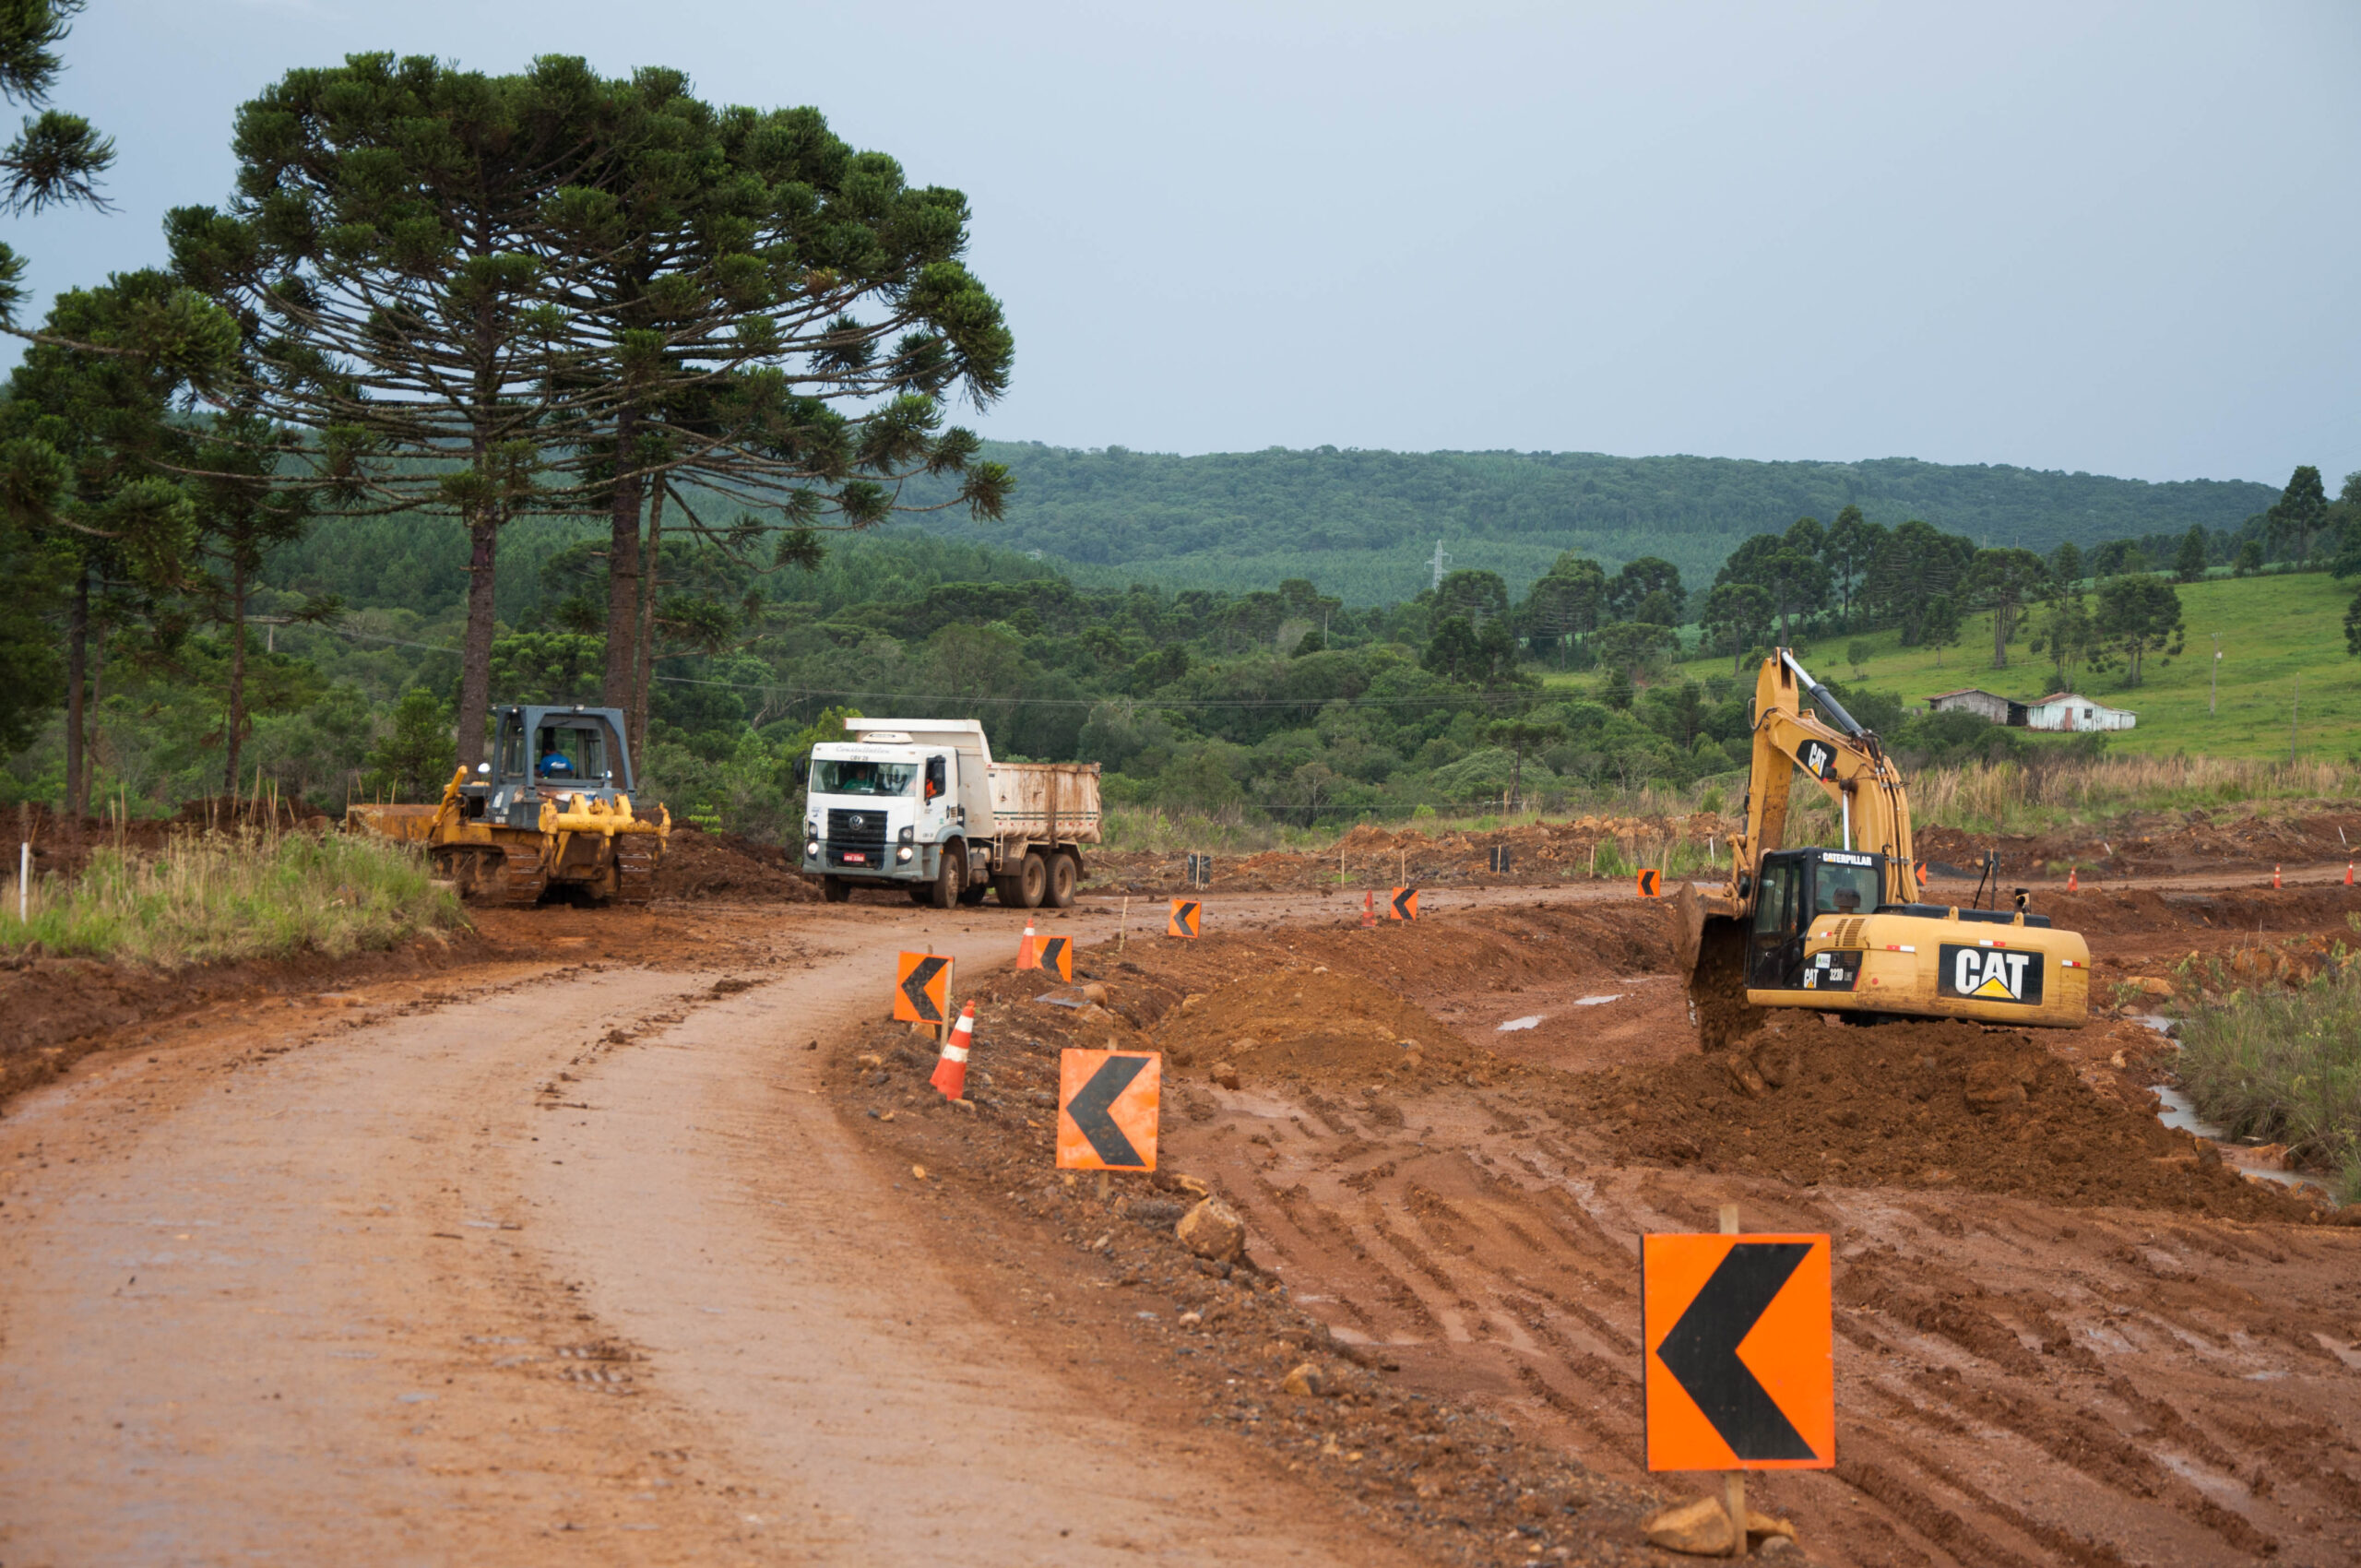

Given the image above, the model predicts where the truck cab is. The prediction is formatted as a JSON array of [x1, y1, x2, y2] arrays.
[[801, 738, 968, 885], [799, 718, 1099, 909]]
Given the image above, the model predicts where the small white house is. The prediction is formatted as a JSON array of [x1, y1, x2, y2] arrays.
[[2023, 692, 2136, 732]]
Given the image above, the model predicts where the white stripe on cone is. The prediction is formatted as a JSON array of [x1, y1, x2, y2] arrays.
[[931, 1003, 976, 1099]]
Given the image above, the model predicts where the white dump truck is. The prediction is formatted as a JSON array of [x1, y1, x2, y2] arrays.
[[798, 718, 1102, 909]]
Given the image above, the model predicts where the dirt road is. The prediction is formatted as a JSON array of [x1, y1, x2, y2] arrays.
[[5, 874, 2359, 1566], [0, 895, 1466, 1565]]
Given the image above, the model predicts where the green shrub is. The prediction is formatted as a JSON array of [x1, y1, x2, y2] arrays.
[[0, 827, 465, 967], [2178, 966, 2361, 1191]]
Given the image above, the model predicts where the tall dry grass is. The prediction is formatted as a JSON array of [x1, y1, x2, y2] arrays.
[[0, 826, 464, 967], [1907, 754, 2359, 835], [1103, 753, 2355, 861]]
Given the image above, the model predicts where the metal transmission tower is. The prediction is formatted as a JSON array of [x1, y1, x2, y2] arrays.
[[1430, 539, 1452, 590]]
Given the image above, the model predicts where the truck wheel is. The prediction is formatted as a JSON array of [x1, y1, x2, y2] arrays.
[[928, 844, 965, 909], [1014, 850, 1049, 909], [1045, 850, 1077, 909], [821, 876, 851, 904]]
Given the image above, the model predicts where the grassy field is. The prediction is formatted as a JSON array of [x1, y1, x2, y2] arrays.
[[1593, 569, 2361, 763]]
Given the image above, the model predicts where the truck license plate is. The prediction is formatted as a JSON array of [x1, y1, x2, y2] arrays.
[[843, 851, 867, 863]]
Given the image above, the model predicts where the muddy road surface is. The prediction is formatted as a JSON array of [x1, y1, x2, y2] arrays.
[[3, 874, 2358, 1566]]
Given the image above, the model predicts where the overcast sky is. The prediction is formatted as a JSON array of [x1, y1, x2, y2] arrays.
[[15, 1, 2357, 485]]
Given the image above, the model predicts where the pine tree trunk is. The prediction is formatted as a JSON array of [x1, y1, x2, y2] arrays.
[[601, 408, 644, 730], [222, 556, 249, 791], [457, 516, 499, 770], [1992, 604, 2007, 670], [64, 564, 88, 821], [629, 483, 666, 770]]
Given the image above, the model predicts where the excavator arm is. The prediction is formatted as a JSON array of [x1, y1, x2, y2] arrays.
[[1734, 650, 1916, 904], [1674, 648, 1916, 973]]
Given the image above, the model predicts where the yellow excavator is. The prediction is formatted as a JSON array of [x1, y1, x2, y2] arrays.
[[1673, 650, 2090, 1046]]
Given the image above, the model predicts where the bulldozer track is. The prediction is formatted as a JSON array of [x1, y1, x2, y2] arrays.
[[615, 840, 657, 904], [493, 843, 549, 906]]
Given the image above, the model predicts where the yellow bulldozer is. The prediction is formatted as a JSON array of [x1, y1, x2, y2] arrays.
[[348, 703, 669, 906], [1673, 650, 2090, 1045]]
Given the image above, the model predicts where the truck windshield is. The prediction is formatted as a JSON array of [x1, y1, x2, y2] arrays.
[[813, 760, 916, 797]]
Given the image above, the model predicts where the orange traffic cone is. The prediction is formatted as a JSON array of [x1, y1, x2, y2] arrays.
[[1361, 889, 1375, 929], [2345, 861, 2354, 887], [930, 1001, 975, 1099], [1016, 918, 1038, 970], [2066, 867, 2079, 892], [2273, 864, 2283, 889]]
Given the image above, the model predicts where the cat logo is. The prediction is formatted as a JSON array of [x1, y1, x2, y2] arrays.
[[1795, 740, 1839, 781], [1939, 944, 2044, 1004]]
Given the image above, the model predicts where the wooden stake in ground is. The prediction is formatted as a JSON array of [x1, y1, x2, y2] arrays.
[[1117, 896, 1129, 956], [1719, 1201, 1744, 1557]]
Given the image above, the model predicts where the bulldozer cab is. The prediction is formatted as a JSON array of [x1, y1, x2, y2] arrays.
[[492, 706, 635, 797], [1748, 849, 1885, 990]]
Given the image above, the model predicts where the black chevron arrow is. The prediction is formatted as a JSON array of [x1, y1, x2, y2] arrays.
[[1392, 887, 1417, 920], [1655, 1241, 1818, 1461], [1066, 1054, 1149, 1167], [1041, 936, 1070, 975], [898, 956, 948, 1023]]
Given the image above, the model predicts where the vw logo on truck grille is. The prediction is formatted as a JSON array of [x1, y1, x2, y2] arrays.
[[848, 814, 865, 829]]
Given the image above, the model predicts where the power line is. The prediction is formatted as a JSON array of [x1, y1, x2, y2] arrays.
[[308, 623, 1550, 713]]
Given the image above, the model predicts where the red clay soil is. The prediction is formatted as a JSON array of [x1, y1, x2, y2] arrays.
[[5, 797, 333, 878], [1549, 1012, 2313, 1220], [1920, 807, 2361, 881], [0, 927, 486, 1107], [829, 891, 2361, 1568], [1088, 804, 2361, 898], [654, 826, 813, 901]]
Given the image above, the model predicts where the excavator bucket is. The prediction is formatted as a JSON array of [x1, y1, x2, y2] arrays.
[[1671, 882, 1764, 1051], [1669, 880, 1708, 974]]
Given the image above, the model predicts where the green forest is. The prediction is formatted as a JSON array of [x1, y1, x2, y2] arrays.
[[0, 33, 2349, 855], [896, 442, 2281, 602]]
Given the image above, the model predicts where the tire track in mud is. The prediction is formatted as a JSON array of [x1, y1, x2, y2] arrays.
[[1141, 906, 2361, 1568]]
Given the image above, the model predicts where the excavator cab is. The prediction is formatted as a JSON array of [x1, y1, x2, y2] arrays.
[[1748, 849, 1885, 991]]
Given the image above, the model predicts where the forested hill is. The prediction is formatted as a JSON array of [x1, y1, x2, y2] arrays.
[[903, 443, 2278, 604]]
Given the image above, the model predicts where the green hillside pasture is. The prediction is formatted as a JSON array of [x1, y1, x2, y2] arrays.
[[1674, 572, 2361, 763]]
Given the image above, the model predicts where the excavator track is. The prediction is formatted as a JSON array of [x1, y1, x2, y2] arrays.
[[615, 839, 657, 904]]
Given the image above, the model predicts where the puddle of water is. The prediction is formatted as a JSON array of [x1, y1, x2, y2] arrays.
[[2134, 1017, 2333, 1196], [2152, 1084, 2226, 1137], [1496, 1016, 1543, 1032], [1573, 993, 1623, 1007]]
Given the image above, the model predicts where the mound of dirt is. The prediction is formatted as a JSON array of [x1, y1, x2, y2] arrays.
[[1153, 961, 1474, 1084], [1557, 1013, 2315, 1218], [655, 828, 814, 901]]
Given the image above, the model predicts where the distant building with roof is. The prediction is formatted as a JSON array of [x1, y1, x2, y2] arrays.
[[2023, 693, 2135, 732], [1923, 686, 2135, 732], [1925, 687, 2024, 725]]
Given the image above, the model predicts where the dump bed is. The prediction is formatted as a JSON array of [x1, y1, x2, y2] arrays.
[[985, 762, 1102, 844]]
